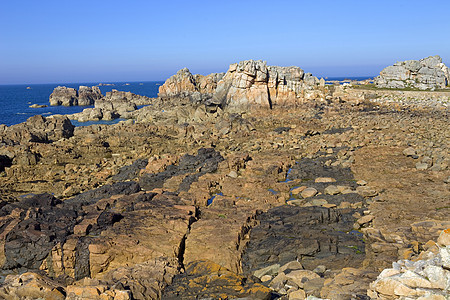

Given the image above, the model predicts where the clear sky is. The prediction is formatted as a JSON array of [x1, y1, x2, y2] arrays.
[[1, 0, 449, 84]]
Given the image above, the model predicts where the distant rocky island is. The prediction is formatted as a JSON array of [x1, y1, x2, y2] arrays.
[[0, 56, 448, 300]]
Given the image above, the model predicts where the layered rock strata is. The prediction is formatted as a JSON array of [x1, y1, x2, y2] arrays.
[[374, 55, 449, 90]]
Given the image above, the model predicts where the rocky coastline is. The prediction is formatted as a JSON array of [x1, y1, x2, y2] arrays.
[[0, 58, 449, 299]]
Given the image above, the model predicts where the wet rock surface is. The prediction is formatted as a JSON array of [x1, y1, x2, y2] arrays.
[[139, 148, 224, 192], [242, 206, 364, 273]]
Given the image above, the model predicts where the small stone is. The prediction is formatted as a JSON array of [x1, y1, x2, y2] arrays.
[[356, 180, 367, 186], [254, 264, 281, 278], [301, 187, 317, 198], [357, 215, 375, 225], [324, 185, 340, 195], [288, 289, 306, 300], [285, 270, 320, 288], [287, 199, 306, 206], [315, 177, 336, 183], [270, 272, 288, 290], [280, 261, 303, 273], [260, 275, 272, 282], [415, 162, 428, 170], [291, 186, 307, 195], [227, 170, 238, 178], [312, 265, 326, 275], [326, 148, 333, 154], [356, 186, 378, 197], [403, 147, 416, 157], [437, 228, 450, 246], [339, 201, 352, 208], [309, 199, 328, 206]]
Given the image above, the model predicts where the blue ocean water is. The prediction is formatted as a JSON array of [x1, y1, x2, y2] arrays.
[[0, 81, 163, 126], [0, 77, 374, 127]]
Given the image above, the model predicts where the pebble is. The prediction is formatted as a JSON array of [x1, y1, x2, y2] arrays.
[[357, 215, 374, 225], [253, 264, 280, 278], [227, 170, 238, 178], [309, 199, 328, 206], [291, 186, 307, 195], [288, 289, 306, 299], [403, 147, 417, 157], [315, 177, 336, 183], [356, 186, 378, 197], [415, 162, 428, 170], [301, 187, 318, 198], [324, 185, 340, 195]]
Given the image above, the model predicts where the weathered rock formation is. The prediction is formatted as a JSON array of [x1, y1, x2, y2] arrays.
[[0, 75, 449, 299], [50, 86, 102, 106], [368, 229, 450, 299], [0, 115, 74, 145], [158, 60, 322, 108], [158, 68, 224, 99], [374, 55, 449, 90], [78, 86, 103, 105], [67, 90, 153, 122]]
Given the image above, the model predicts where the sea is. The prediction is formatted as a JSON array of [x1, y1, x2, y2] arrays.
[[0, 81, 163, 127], [0, 77, 373, 127]]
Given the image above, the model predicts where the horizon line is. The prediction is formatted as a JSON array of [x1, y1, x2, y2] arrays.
[[0, 75, 378, 86]]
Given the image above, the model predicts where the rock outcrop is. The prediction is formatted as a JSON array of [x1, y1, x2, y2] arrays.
[[0, 115, 74, 145], [159, 60, 321, 108], [375, 55, 449, 90], [158, 68, 224, 99], [368, 229, 450, 299], [67, 90, 153, 122], [78, 86, 103, 105], [50, 86, 102, 106], [49, 86, 79, 106]]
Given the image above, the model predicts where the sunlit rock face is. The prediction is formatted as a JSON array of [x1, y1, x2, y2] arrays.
[[375, 55, 449, 90], [158, 60, 320, 108]]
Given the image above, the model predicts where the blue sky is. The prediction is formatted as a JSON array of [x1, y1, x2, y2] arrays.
[[1, 0, 449, 84]]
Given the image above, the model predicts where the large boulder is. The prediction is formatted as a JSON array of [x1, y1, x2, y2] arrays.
[[78, 86, 103, 105], [375, 55, 449, 90], [50, 86, 104, 106], [212, 60, 319, 108], [49, 86, 79, 106]]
